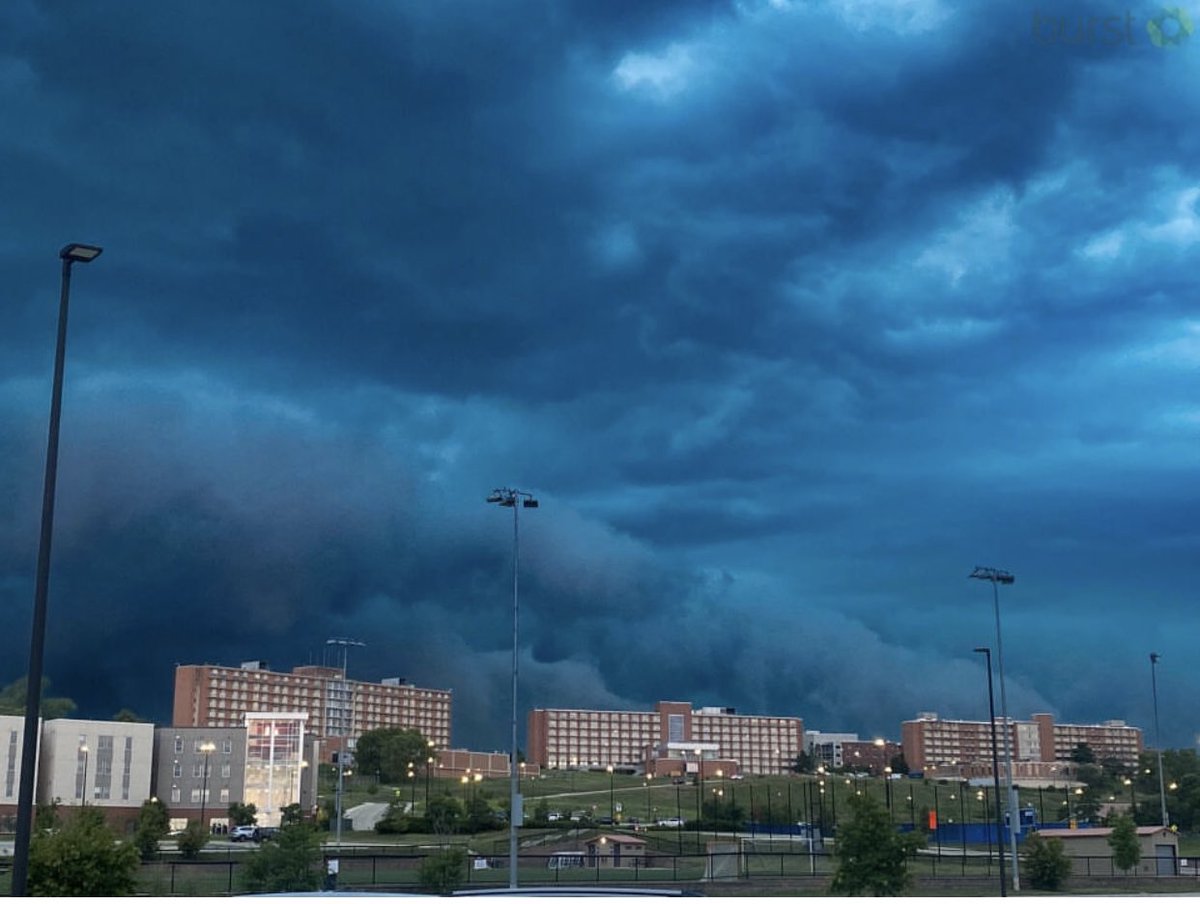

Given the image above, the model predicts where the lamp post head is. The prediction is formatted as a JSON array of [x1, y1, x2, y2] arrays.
[[487, 487, 538, 508], [970, 566, 1014, 584], [60, 243, 103, 263], [1151, 652, 1160, 664]]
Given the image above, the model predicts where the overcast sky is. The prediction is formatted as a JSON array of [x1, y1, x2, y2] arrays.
[[2, 0, 1198, 754]]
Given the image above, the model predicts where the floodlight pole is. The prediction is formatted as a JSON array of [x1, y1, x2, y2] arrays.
[[12, 243, 103, 896], [970, 565, 1020, 891], [488, 487, 538, 890], [1150, 653, 1169, 827]]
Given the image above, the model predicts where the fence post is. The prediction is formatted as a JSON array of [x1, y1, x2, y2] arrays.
[[170, 862, 175, 895], [228, 860, 234, 894]]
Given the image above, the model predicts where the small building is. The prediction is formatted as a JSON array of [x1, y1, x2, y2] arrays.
[[1036, 826, 1178, 876], [585, 832, 649, 868], [526, 831, 650, 869]]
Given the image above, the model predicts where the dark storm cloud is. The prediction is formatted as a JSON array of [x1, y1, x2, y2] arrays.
[[1, 0, 1198, 751]]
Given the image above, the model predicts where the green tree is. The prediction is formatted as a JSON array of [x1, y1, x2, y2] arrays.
[[0, 676, 76, 719], [352, 727, 432, 783], [134, 797, 171, 860], [34, 799, 61, 834], [280, 803, 303, 826], [419, 847, 466, 893], [375, 799, 414, 835], [28, 806, 139, 895], [1022, 831, 1071, 891], [1071, 742, 1096, 764], [464, 794, 502, 833], [700, 795, 746, 830], [228, 801, 258, 826], [176, 820, 209, 859], [889, 753, 909, 775], [829, 792, 917, 896], [1108, 813, 1141, 873], [112, 707, 143, 722], [240, 822, 323, 893], [426, 795, 463, 836], [791, 750, 815, 773]]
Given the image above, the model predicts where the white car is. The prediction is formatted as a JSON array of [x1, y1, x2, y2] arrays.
[[655, 816, 684, 828], [230, 825, 259, 841]]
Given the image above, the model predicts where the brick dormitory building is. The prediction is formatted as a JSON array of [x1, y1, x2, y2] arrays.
[[172, 660, 453, 761], [527, 701, 804, 777], [902, 711, 1144, 780]]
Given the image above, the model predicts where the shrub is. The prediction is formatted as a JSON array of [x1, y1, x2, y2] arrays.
[[419, 847, 466, 893], [1022, 831, 1071, 891], [29, 807, 139, 895]]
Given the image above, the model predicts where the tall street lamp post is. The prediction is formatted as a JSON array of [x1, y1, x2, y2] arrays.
[[970, 565, 1020, 891], [12, 243, 103, 896], [199, 741, 216, 831], [487, 487, 538, 890], [1150, 653, 1169, 827], [327, 637, 364, 848], [975, 645, 1007, 897]]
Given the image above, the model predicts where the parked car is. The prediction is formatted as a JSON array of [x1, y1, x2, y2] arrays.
[[230, 825, 258, 841], [656, 816, 684, 828]]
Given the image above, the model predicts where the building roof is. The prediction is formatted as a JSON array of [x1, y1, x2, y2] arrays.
[[1036, 826, 1171, 838], [591, 833, 647, 846]]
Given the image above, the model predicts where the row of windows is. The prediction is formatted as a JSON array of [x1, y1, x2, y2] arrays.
[[168, 786, 231, 804], [173, 737, 235, 754]]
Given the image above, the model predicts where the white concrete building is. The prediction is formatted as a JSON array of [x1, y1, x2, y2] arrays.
[[0, 714, 39, 827], [38, 718, 155, 812]]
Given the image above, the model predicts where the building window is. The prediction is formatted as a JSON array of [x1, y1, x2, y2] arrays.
[[222, 739, 233, 755], [171, 787, 181, 803], [220, 787, 230, 803], [122, 737, 133, 800], [5, 730, 16, 798], [174, 737, 183, 754]]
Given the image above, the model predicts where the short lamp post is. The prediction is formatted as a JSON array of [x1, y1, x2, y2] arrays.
[[426, 749, 435, 807], [199, 741, 216, 831], [11, 243, 103, 896], [607, 765, 615, 823], [79, 743, 90, 807]]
